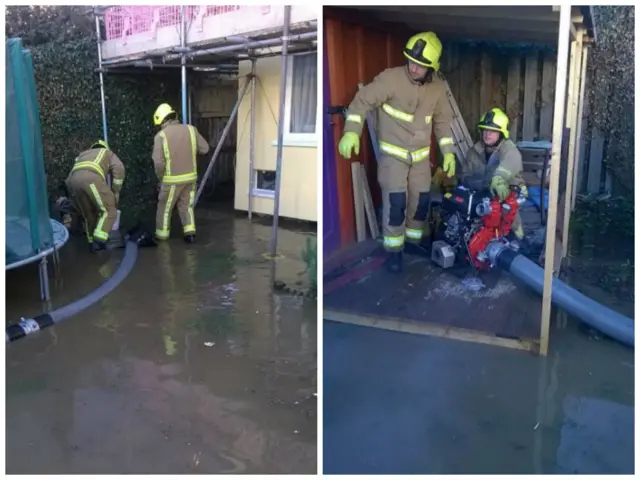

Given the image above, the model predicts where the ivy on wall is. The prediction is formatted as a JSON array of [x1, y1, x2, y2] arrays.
[[7, 6, 181, 223], [586, 6, 634, 196]]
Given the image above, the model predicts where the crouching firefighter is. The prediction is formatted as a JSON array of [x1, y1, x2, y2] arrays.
[[152, 103, 210, 243], [338, 31, 456, 273], [462, 107, 528, 246], [65, 140, 125, 252]]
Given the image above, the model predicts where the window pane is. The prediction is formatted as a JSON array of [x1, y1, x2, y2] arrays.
[[289, 52, 317, 134], [257, 170, 276, 191]]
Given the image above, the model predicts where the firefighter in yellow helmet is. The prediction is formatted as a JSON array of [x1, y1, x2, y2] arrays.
[[65, 139, 125, 252], [152, 103, 210, 243], [462, 107, 528, 242], [337, 32, 456, 273]]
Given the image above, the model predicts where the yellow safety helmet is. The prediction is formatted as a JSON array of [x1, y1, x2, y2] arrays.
[[478, 107, 510, 139], [90, 139, 109, 149], [153, 103, 176, 126], [403, 32, 442, 72]]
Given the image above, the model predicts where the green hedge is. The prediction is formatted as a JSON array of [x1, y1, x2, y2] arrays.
[[587, 6, 634, 196], [30, 37, 180, 222]]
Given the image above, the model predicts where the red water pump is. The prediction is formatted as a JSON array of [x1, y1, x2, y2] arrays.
[[437, 185, 525, 271], [467, 191, 520, 270]]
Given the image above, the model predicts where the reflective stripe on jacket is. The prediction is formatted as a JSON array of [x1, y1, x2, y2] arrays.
[[153, 120, 210, 185], [343, 66, 455, 165], [69, 148, 126, 192]]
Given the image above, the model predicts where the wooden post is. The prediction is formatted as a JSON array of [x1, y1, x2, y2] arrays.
[[351, 162, 366, 242], [586, 128, 605, 194], [522, 52, 539, 141], [561, 32, 584, 258], [539, 5, 572, 357], [506, 57, 522, 140], [539, 52, 556, 141], [571, 44, 589, 209]]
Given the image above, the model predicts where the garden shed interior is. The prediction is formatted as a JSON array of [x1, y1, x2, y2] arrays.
[[323, 5, 597, 356], [94, 5, 317, 253]]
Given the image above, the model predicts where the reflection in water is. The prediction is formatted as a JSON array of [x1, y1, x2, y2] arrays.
[[323, 314, 633, 475], [6, 209, 317, 474]]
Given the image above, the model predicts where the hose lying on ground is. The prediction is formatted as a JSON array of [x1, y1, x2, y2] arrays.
[[6, 227, 155, 344], [495, 247, 634, 348]]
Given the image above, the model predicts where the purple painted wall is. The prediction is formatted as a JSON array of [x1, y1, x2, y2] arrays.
[[322, 35, 341, 257]]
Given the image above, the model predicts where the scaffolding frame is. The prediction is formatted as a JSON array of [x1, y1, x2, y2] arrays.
[[92, 5, 318, 257]]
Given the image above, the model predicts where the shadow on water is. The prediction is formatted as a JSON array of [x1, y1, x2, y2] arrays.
[[323, 288, 634, 475], [6, 208, 317, 475]]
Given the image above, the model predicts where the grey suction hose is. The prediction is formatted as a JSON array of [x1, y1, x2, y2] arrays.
[[6, 240, 139, 343], [495, 247, 634, 348]]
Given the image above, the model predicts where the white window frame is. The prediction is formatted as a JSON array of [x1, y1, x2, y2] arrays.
[[272, 51, 318, 148], [252, 169, 276, 198]]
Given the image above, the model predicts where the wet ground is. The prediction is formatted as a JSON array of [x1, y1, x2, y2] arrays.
[[6, 207, 317, 474], [323, 280, 634, 474]]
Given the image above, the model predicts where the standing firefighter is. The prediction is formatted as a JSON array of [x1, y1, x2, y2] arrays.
[[66, 140, 125, 252], [462, 107, 528, 243], [338, 31, 456, 273], [152, 103, 209, 243]]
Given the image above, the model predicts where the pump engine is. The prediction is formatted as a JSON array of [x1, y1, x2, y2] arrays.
[[433, 184, 527, 270]]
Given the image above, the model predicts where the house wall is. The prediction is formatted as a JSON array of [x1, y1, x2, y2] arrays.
[[234, 54, 318, 222]]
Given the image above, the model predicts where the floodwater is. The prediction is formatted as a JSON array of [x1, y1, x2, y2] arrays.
[[324, 282, 634, 474], [6, 208, 317, 475]]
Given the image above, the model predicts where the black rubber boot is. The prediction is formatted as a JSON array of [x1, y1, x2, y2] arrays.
[[404, 236, 432, 258], [386, 251, 403, 274], [90, 239, 107, 252], [184, 234, 196, 244]]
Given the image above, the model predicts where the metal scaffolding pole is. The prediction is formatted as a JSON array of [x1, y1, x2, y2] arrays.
[[95, 12, 108, 143], [180, 5, 188, 124], [248, 58, 257, 220], [193, 78, 252, 207], [539, 5, 572, 357], [269, 6, 291, 258], [160, 31, 316, 63], [94, 10, 110, 188]]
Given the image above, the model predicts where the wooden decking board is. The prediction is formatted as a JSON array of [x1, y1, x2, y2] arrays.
[[324, 253, 542, 343]]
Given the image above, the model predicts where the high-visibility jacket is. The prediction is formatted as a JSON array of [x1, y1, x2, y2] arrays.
[[344, 66, 455, 165], [69, 147, 126, 193], [152, 119, 209, 185], [463, 139, 526, 189]]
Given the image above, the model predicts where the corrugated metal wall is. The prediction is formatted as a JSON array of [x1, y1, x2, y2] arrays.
[[325, 14, 410, 247]]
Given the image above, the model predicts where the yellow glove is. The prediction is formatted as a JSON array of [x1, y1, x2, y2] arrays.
[[443, 153, 456, 178], [519, 184, 528, 198], [338, 132, 360, 160], [490, 176, 510, 201]]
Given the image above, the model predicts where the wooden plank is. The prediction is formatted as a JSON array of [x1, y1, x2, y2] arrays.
[[562, 37, 583, 257], [324, 309, 539, 353], [323, 238, 380, 276], [360, 164, 379, 239], [540, 5, 572, 357], [479, 50, 492, 115], [351, 162, 366, 242], [522, 52, 539, 141], [539, 51, 556, 141], [506, 56, 522, 140], [572, 45, 589, 207], [586, 128, 605, 193]]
